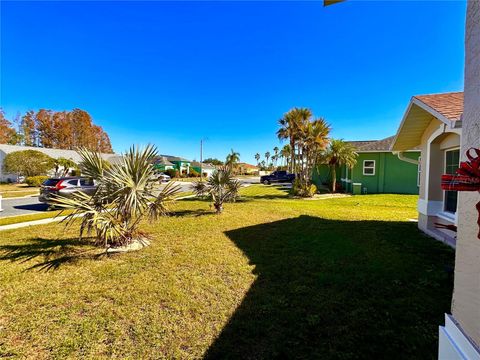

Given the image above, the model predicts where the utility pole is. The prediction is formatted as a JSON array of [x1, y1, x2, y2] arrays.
[[200, 139, 203, 181]]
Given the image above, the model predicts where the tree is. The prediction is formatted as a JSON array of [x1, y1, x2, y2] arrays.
[[191, 166, 240, 214], [54, 157, 78, 177], [273, 146, 279, 167], [50, 145, 180, 249], [254, 153, 261, 166], [277, 108, 331, 196], [0, 110, 19, 145], [318, 139, 357, 192], [3, 150, 54, 177], [20, 110, 37, 146], [15, 108, 113, 152], [225, 149, 240, 169], [265, 151, 271, 169], [281, 144, 291, 170], [203, 158, 224, 166]]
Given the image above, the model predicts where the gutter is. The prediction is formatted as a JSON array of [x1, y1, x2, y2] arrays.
[[393, 151, 419, 165]]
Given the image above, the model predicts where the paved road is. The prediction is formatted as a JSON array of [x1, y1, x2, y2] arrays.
[[0, 178, 259, 218]]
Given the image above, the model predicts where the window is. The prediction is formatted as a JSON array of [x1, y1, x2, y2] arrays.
[[444, 149, 460, 213], [417, 156, 421, 187], [363, 160, 375, 176], [80, 178, 94, 186], [66, 179, 79, 186]]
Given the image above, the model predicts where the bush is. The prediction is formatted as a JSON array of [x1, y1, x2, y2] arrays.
[[188, 168, 200, 177], [3, 150, 54, 177], [165, 169, 177, 178], [291, 180, 317, 197], [70, 168, 81, 176], [25, 175, 48, 187]]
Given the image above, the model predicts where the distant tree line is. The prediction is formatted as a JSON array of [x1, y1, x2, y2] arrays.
[[0, 108, 113, 153]]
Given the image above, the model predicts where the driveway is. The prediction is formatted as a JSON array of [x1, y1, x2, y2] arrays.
[[0, 196, 48, 217]]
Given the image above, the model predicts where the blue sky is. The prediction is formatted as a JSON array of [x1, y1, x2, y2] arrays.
[[1, 1, 466, 163]]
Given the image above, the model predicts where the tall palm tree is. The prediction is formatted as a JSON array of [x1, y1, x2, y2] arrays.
[[225, 149, 240, 169], [265, 151, 271, 169], [254, 153, 261, 166], [281, 144, 291, 170], [277, 107, 312, 176], [273, 146, 279, 167], [318, 139, 357, 192]]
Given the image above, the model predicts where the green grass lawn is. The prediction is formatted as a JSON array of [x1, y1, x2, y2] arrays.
[[0, 186, 453, 359], [0, 183, 39, 198]]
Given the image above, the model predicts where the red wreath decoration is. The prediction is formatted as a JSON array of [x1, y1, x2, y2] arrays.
[[441, 148, 480, 239]]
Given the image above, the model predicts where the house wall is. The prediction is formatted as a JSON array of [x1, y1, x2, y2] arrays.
[[451, 0, 480, 348], [349, 152, 420, 194], [312, 152, 420, 194]]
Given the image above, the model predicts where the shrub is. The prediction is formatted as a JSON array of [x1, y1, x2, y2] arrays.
[[188, 168, 200, 177], [291, 179, 317, 197], [165, 169, 177, 178], [3, 150, 54, 177], [25, 175, 48, 187]]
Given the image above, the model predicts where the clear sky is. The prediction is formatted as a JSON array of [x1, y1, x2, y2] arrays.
[[1, 1, 466, 163]]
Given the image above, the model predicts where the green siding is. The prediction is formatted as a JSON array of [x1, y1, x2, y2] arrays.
[[312, 151, 420, 194]]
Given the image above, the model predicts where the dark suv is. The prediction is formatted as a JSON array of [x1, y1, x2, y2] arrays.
[[39, 177, 97, 204], [260, 171, 295, 185]]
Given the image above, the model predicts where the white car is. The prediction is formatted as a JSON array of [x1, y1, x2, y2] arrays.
[[158, 173, 171, 183]]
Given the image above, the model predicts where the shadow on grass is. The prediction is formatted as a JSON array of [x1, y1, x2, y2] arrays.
[[13, 203, 50, 212], [205, 215, 454, 359], [0, 237, 105, 271], [169, 208, 213, 217]]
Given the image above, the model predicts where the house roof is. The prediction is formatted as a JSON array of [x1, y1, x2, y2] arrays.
[[0, 144, 119, 163], [237, 162, 258, 169], [153, 156, 174, 166], [391, 91, 464, 151], [413, 92, 463, 122], [160, 154, 191, 162], [190, 161, 216, 169], [355, 136, 397, 152]]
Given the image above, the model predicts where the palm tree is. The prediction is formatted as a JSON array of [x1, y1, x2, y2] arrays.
[[281, 144, 291, 170], [273, 146, 279, 167], [265, 151, 270, 169], [318, 139, 357, 192], [254, 153, 261, 166], [225, 149, 240, 170], [50, 145, 180, 249], [191, 166, 240, 214], [277, 107, 312, 176]]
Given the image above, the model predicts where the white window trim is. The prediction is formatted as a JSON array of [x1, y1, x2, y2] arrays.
[[362, 160, 375, 176], [443, 147, 460, 214]]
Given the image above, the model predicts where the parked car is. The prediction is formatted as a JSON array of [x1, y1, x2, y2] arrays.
[[260, 171, 295, 185], [158, 173, 171, 183], [39, 177, 97, 204]]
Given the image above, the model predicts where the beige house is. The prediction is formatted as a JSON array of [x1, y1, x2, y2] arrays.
[[392, 92, 463, 248]]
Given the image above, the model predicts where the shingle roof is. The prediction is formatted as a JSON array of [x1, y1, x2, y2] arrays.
[[190, 161, 216, 169], [348, 136, 419, 152], [237, 162, 258, 169], [154, 156, 174, 166], [413, 92, 463, 122], [0, 144, 119, 163], [160, 154, 191, 162]]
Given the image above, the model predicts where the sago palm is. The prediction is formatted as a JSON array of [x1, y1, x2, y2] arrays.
[[191, 166, 240, 214], [50, 145, 180, 249]]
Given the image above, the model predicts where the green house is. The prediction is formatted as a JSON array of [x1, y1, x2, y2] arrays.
[[159, 155, 191, 175], [313, 136, 420, 194]]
